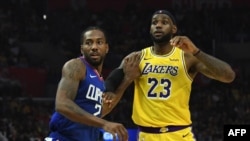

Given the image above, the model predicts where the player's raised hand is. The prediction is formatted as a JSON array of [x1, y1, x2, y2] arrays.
[[123, 51, 141, 81], [170, 36, 200, 55]]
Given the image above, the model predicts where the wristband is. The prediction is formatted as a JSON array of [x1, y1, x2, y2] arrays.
[[193, 50, 201, 56]]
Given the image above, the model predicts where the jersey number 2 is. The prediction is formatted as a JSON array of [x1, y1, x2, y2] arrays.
[[94, 104, 101, 116]]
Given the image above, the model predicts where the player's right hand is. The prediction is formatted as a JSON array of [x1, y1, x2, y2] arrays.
[[123, 51, 141, 81], [102, 121, 128, 141], [102, 92, 115, 108]]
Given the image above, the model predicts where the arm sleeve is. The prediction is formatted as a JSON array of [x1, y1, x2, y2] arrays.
[[104, 68, 124, 92]]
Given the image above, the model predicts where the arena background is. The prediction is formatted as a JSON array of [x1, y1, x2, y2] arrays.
[[0, 0, 249, 141]]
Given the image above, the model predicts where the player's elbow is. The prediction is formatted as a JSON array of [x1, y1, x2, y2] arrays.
[[55, 100, 67, 114], [222, 70, 236, 83], [55, 103, 63, 113]]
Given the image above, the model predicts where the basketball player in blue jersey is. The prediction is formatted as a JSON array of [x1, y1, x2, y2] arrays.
[[45, 26, 141, 141], [104, 10, 236, 141]]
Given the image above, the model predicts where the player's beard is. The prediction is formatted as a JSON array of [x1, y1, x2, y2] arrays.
[[85, 55, 104, 67], [151, 33, 172, 44]]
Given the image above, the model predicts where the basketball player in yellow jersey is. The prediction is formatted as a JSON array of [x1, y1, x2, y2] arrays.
[[104, 10, 235, 141]]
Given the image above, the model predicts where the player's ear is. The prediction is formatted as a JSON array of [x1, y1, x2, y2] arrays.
[[80, 45, 84, 54], [106, 44, 109, 54], [172, 25, 177, 34]]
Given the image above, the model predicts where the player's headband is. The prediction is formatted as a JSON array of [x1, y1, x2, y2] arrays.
[[153, 10, 176, 25]]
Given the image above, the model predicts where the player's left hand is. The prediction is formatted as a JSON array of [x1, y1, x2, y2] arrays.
[[170, 36, 200, 55]]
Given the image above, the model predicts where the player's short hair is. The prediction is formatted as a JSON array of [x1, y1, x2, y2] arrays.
[[80, 26, 108, 45], [152, 10, 176, 25]]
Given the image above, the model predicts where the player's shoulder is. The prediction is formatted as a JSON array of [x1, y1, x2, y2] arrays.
[[62, 58, 86, 77], [64, 58, 84, 68]]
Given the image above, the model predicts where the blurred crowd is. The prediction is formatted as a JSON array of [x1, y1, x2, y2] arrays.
[[0, 0, 250, 141]]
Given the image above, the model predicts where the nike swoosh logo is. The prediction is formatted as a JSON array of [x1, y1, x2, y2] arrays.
[[90, 74, 97, 78], [182, 132, 189, 138]]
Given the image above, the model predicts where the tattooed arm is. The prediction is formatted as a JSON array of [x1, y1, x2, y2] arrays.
[[192, 51, 235, 83], [170, 36, 235, 83], [55, 58, 107, 127]]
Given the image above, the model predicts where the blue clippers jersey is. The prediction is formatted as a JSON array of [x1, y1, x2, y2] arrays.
[[48, 57, 105, 141]]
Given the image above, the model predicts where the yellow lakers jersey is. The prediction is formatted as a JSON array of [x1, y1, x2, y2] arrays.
[[132, 47, 193, 127]]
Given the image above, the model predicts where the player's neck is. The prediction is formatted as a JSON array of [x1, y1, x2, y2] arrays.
[[152, 43, 173, 55]]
